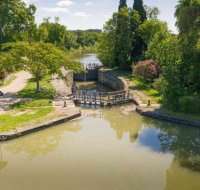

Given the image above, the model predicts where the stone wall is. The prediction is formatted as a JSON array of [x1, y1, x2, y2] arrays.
[[98, 69, 128, 91], [74, 69, 98, 81]]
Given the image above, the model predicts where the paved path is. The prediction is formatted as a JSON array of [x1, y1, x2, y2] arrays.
[[0, 71, 32, 114], [51, 78, 80, 116]]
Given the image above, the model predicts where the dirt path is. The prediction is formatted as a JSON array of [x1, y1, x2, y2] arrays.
[[0, 71, 32, 114], [0, 71, 32, 94]]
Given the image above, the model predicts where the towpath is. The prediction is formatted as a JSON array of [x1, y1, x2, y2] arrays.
[[51, 78, 80, 116], [0, 71, 32, 114]]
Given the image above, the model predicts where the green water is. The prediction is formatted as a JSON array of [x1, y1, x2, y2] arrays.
[[0, 106, 200, 190]]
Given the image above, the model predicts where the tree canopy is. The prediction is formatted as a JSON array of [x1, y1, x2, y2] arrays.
[[0, 42, 84, 92], [0, 0, 36, 44]]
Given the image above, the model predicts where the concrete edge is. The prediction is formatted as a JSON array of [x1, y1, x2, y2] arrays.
[[0, 112, 81, 142], [136, 107, 200, 128]]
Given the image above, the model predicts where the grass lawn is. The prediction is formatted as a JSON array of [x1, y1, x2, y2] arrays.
[[131, 76, 162, 104], [113, 69, 162, 104], [0, 107, 54, 133], [0, 76, 56, 133], [19, 76, 56, 100]]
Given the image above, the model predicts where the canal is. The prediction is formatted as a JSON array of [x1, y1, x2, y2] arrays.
[[0, 54, 200, 190], [0, 106, 200, 190]]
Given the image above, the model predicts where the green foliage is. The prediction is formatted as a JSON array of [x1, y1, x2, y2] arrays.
[[118, 0, 127, 11], [178, 96, 200, 114], [133, 0, 147, 22], [97, 16, 117, 67], [139, 19, 168, 45], [130, 0, 147, 61], [114, 7, 132, 69], [0, 0, 36, 44], [153, 76, 167, 96], [145, 6, 160, 19], [0, 42, 84, 92]]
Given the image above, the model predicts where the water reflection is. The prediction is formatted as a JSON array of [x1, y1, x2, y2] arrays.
[[3, 123, 82, 160], [0, 144, 7, 170], [77, 53, 102, 68], [142, 117, 200, 172], [0, 107, 200, 190]]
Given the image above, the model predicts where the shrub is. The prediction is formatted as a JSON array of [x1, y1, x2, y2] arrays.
[[0, 72, 8, 79], [153, 76, 167, 95], [132, 59, 161, 82], [178, 96, 200, 114]]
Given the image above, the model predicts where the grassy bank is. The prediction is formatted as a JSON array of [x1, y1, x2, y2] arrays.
[[113, 70, 161, 104], [0, 76, 56, 133]]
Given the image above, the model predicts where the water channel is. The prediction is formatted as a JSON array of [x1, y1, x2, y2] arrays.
[[0, 54, 200, 190]]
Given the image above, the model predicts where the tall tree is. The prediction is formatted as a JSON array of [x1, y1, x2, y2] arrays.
[[0, 0, 36, 45], [133, 0, 147, 22], [118, 0, 127, 11], [130, 0, 147, 61], [114, 7, 132, 69]]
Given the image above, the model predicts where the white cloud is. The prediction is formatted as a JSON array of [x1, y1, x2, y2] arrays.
[[85, 2, 93, 6], [103, 13, 112, 19], [41, 7, 71, 13], [72, 12, 91, 17], [57, 0, 74, 7]]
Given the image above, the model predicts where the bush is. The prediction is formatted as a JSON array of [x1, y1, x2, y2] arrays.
[[132, 59, 161, 82], [178, 96, 200, 114], [153, 76, 166, 95]]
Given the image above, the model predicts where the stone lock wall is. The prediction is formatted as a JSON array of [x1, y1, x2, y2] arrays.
[[98, 69, 128, 91]]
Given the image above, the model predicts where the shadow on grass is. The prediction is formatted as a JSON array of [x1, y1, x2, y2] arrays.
[[18, 77, 56, 100]]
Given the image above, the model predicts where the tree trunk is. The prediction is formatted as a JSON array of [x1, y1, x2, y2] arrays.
[[36, 72, 40, 93]]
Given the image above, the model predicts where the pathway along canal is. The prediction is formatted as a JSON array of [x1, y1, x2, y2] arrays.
[[0, 107, 200, 190], [0, 54, 200, 190]]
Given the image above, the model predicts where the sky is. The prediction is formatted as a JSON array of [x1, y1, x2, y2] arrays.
[[24, 0, 179, 33]]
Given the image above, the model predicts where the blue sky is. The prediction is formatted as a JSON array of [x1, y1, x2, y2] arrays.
[[25, 0, 179, 33]]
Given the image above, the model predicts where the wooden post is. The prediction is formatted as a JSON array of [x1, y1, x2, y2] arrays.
[[64, 101, 67, 107], [147, 100, 151, 106]]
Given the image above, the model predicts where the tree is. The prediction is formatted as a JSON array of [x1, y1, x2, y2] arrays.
[[175, 0, 200, 95], [145, 6, 160, 20], [97, 15, 118, 67], [0, 0, 36, 45], [114, 7, 132, 69], [139, 19, 168, 45], [146, 32, 183, 110], [118, 0, 127, 11], [1, 42, 84, 92], [133, 0, 147, 22], [130, 0, 147, 61]]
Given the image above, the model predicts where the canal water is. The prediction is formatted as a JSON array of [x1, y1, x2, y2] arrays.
[[0, 106, 200, 190], [77, 53, 102, 68]]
